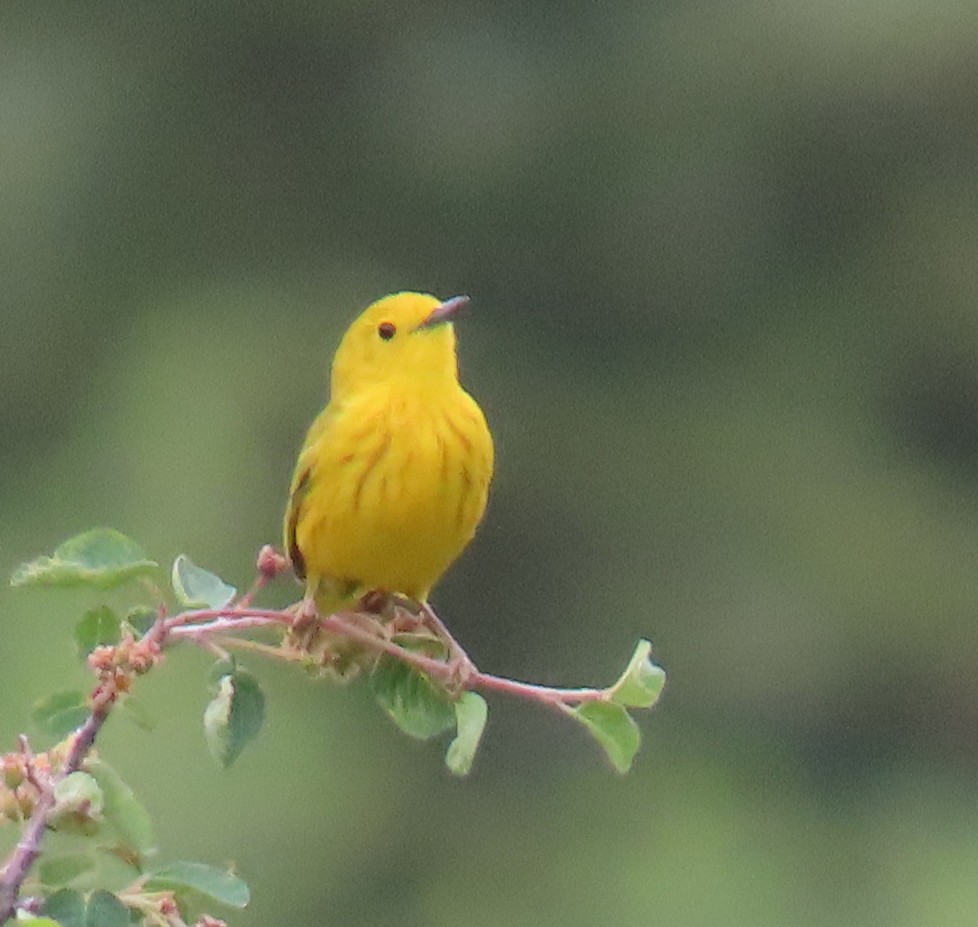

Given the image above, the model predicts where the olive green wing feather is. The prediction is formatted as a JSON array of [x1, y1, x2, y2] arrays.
[[283, 405, 336, 581]]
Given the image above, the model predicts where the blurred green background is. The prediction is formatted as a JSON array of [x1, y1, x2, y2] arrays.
[[4, 2, 978, 925]]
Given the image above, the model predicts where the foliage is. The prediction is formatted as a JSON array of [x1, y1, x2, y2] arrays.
[[0, 530, 665, 925]]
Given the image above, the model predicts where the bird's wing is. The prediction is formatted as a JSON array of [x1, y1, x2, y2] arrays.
[[283, 404, 335, 581]]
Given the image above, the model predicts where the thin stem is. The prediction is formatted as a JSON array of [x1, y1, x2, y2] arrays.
[[321, 615, 609, 707], [167, 615, 280, 640], [419, 601, 476, 669], [235, 572, 271, 610], [16, 737, 45, 795], [0, 692, 115, 923], [166, 607, 611, 709], [164, 608, 289, 632], [470, 672, 606, 705], [170, 604, 613, 708], [208, 636, 287, 660]]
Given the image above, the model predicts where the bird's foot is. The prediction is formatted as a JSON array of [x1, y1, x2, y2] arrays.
[[286, 596, 321, 649], [288, 595, 320, 627], [358, 589, 392, 616], [387, 594, 427, 633], [358, 591, 427, 634], [391, 594, 424, 616]]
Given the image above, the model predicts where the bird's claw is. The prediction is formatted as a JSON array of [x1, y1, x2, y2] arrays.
[[289, 596, 319, 628], [287, 597, 321, 648], [358, 589, 392, 615]]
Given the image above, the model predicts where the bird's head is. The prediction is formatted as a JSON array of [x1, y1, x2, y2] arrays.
[[330, 292, 469, 397]]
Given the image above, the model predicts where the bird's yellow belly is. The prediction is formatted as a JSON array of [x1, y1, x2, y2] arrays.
[[295, 396, 491, 601]]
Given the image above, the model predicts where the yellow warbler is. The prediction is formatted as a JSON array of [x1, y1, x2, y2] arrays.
[[284, 291, 493, 617]]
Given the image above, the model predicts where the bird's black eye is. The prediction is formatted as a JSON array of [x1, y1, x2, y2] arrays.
[[378, 321, 396, 340]]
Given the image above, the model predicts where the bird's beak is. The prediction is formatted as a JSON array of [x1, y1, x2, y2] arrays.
[[416, 295, 470, 331]]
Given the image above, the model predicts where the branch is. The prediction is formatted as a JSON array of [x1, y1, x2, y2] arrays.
[[318, 613, 609, 707], [1, 544, 662, 921], [164, 605, 613, 709], [0, 685, 116, 923]]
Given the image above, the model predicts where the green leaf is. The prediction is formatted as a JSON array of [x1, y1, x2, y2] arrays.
[[370, 655, 456, 740], [53, 772, 103, 815], [21, 919, 62, 926], [569, 701, 641, 773], [445, 692, 488, 777], [84, 891, 130, 927], [145, 861, 250, 908], [41, 889, 84, 927], [74, 606, 121, 659], [124, 606, 158, 636], [11, 529, 158, 590], [50, 772, 103, 836], [203, 667, 265, 767], [38, 853, 97, 888], [42, 888, 131, 927], [171, 555, 236, 609], [120, 696, 156, 731], [206, 657, 236, 686], [609, 639, 667, 709], [32, 691, 89, 741], [87, 759, 156, 858]]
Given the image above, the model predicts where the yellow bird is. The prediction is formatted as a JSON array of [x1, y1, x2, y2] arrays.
[[284, 291, 493, 624]]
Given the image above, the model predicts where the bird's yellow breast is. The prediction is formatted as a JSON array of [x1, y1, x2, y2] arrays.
[[290, 383, 493, 602]]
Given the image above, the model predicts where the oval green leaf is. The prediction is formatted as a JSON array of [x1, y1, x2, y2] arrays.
[[120, 696, 157, 731], [50, 772, 103, 837], [445, 692, 488, 777], [41, 888, 85, 927], [53, 772, 104, 818], [145, 861, 250, 908], [74, 606, 121, 659], [124, 606, 158, 636], [87, 758, 156, 858], [11, 529, 158, 590], [370, 655, 455, 740], [206, 657, 236, 687], [171, 555, 236, 609], [84, 891, 130, 927], [610, 639, 667, 709], [32, 691, 89, 741], [38, 852, 97, 889], [570, 701, 641, 774], [41, 889, 130, 927], [203, 668, 265, 768]]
